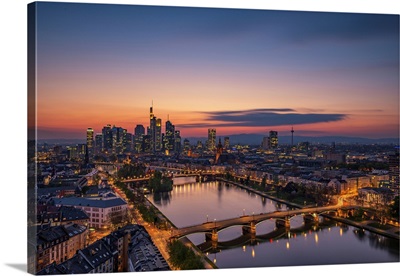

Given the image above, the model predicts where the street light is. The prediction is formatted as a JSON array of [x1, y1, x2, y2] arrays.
[[243, 209, 245, 216], [206, 215, 209, 223]]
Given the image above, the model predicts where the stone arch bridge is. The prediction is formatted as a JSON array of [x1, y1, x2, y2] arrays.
[[170, 205, 358, 244]]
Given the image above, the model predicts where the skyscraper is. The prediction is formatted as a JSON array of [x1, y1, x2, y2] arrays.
[[183, 139, 191, 154], [102, 124, 113, 152], [174, 130, 181, 153], [268, 130, 278, 149], [95, 133, 102, 154], [207, 129, 216, 151], [224, 137, 230, 149], [155, 118, 162, 152], [149, 103, 157, 153], [111, 126, 126, 154], [86, 128, 94, 157], [142, 135, 151, 153], [389, 149, 399, 191], [134, 124, 145, 136], [165, 119, 175, 153], [134, 124, 145, 153], [123, 130, 132, 153]]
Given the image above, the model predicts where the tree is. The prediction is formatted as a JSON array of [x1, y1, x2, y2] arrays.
[[167, 240, 204, 270], [109, 209, 128, 228], [148, 171, 173, 193], [261, 176, 267, 190], [117, 163, 146, 179], [225, 172, 234, 181]]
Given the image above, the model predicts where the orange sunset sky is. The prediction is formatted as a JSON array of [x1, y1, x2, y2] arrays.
[[33, 3, 399, 140]]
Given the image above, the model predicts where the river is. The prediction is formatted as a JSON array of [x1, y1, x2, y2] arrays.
[[148, 181, 399, 268]]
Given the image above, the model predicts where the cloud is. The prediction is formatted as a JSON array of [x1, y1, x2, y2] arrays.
[[178, 108, 346, 128]]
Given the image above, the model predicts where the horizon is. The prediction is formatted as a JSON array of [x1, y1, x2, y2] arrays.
[[36, 132, 399, 146], [32, 3, 399, 140]]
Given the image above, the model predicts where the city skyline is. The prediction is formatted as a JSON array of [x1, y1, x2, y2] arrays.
[[34, 3, 399, 140]]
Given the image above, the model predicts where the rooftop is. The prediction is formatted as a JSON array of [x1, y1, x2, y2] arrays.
[[53, 196, 127, 209]]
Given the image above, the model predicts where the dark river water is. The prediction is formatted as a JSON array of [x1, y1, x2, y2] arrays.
[[148, 181, 399, 268]]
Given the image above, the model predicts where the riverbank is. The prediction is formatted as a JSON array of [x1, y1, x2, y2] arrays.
[[218, 178, 399, 240], [321, 215, 399, 240], [217, 178, 305, 209], [143, 196, 218, 269]]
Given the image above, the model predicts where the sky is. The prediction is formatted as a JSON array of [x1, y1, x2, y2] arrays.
[[32, 2, 399, 139]]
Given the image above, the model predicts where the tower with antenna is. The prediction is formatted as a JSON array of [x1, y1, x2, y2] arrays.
[[291, 126, 294, 147]]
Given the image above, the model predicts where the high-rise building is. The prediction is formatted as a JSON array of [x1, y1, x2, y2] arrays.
[[149, 103, 157, 152], [224, 137, 230, 149], [95, 133, 102, 154], [123, 132, 132, 152], [261, 137, 268, 150], [134, 124, 145, 136], [66, 145, 78, 160], [134, 124, 145, 153], [207, 129, 216, 151], [389, 149, 399, 191], [102, 124, 113, 152], [174, 130, 181, 153], [112, 126, 125, 154], [77, 144, 86, 155], [142, 135, 151, 153], [155, 118, 162, 152], [165, 119, 175, 152], [183, 139, 191, 153], [86, 128, 94, 157], [268, 130, 278, 149]]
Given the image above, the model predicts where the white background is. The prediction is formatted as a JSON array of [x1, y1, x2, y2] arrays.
[[0, 0, 399, 275]]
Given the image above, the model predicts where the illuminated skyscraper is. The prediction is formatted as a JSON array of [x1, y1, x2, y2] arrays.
[[207, 129, 216, 151], [183, 139, 191, 154], [149, 102, 157, 152], [142, 134, 151, 153], [268, 130, 278, 149], [155, 118, 162, 152], [102, 124, 113, 152], [122, 130, 132, 152], [134, 124, 145, 153], [86, 128, 94, 157], [165, 118, 175, 152], [174, 130, 181, 153], [95, 133, 102, 154], [135, 124, 145, 136], [389, 149, 399, 191], [112, 126, 125, 154], [224, 137, 230, 149]]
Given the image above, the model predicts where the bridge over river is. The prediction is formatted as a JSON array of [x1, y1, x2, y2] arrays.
[[171, 205, 358, 243], [196, 219, 337, 253]]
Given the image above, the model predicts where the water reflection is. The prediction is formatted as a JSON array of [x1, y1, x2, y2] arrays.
[[314, 233, 319, 244], [148, 181, 399, 268], [217, 182, 223, 200], [199, 221, 335, 253], [152, 191, 171, 206], [261, 197, 267, 207]]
